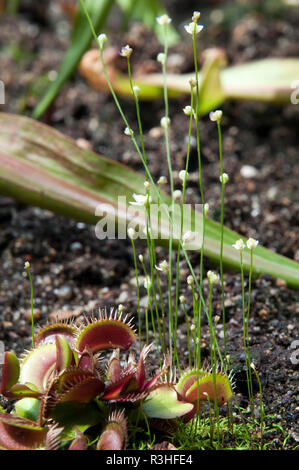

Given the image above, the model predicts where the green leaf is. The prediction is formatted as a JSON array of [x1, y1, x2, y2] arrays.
[[105, 56, 299, 114], [14, 398, 40, 422], [33, 0, 115, 119], [142, 384, 194, 419], [50, 402, 103, 429], [0, 113, 298, 288]]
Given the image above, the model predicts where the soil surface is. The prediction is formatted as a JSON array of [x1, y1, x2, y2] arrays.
[[0, 0, 298, 449]]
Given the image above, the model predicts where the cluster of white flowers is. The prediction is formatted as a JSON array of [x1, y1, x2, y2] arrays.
[[179, 295, 186, 304], [183, 105, 195, 118], [127, 227, 136, 240], [157, 52, 166, 65], [187, 275, 194, 286], [124, 127, 133, 136], [173, 189, 182, 202], [157, 176, 167, 185], [179, 170, 188, 182], [129, 193, 152, 207], [156, 14, 172, 26], [97, 33, 107, 49], [209, 110, 223, 122], [232, 238, 259, 251], [246, 238, 259, 250], [182, 231, 195, 246], [120, 44, 133, 58], [184, 22, 204, 35], [232, 239, 245, 251], [203, 202, 209, 215], [220, 173, 229, 184], [160, 116, 171, 129], [155, 260, 169, 273], [132, 85, 140, 98], [207, 270, 219, 285]]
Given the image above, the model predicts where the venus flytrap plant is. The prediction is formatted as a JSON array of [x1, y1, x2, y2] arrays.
[[0, 311, 232, 450]]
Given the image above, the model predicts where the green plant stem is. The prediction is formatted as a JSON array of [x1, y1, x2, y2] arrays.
[[246, 249, 254, 410], [78, 2, 223, 371], [240, 251, 253, 416], [217, 120, 227, 360], [192, 26, 206, 371], [26, 266, 35, 348], [174, 90, 194, 369], [130, 238, 141, 352]]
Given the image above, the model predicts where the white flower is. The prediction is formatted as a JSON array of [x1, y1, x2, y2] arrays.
[[203, 202, 209, 215], [133, 85, 140, 97], [220, 173, 229, 184], [24, 261, 30, 270], [157, 176, 167, 185], [160, 116, 171, 129], [124, 127, 133, 136], [232, 239, 245, 251], [144, 181, 150, 191], [118, 304, 125, 313], [184, 22, 204, 35], [129, 193, 152, 207], [138, 254, 144, 263], [183, 105, 193, 116], [143, 276, 152, 290], [250, 362, 256, 370], [179, 295, 186, 304], [173, 189, 182, 202], [189, 78, 197, 88], [207, 270, 219, 285], [120, 44, 133, 58], [157, 52, 166, 65], [97, 33, 107, 49], [190, 324, 196, 333], [246, 238, 259, 250], [187, 275, 194, 286], [179, 170, 188, 181], [156, 15, 172, 26], [183, 231, 195, 246], [127, 227, 136, 240], [192, 11, 201, 22], [209, 110, 223, 122], [156, 260, 169, 273]]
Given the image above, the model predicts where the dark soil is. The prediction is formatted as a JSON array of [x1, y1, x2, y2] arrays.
[[0, 0, 298, 450]]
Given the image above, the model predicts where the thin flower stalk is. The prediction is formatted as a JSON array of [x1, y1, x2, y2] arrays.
[[174, 88, 194, 369], [217, 118, 228, 360]]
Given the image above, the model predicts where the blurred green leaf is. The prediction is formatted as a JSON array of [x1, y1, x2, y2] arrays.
[[0, 112, 298, 288], [33, 0, 114, 120]]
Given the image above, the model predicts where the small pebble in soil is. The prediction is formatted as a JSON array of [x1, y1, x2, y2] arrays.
[[54, 285, 73, 300], [240, 165, 258, 178], [25, 308, 40, 323]]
